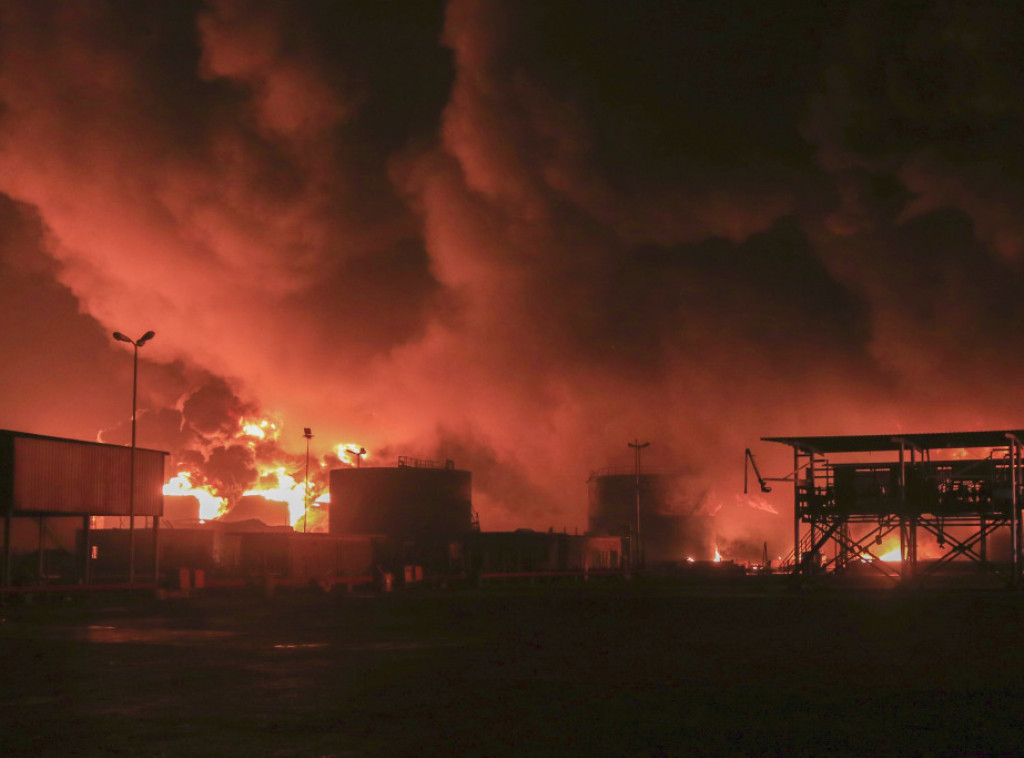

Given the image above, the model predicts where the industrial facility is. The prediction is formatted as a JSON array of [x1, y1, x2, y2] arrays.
[[328, 456, 624, 582], [10, 422, 1024, 597], [1, 433, 628, 596], [751, 429, 1024, 585]]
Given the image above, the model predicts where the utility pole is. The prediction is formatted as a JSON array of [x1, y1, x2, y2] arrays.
[[628, 439, 650, 570], [112, 330, 155, 583], [303, 428, 314, 533]]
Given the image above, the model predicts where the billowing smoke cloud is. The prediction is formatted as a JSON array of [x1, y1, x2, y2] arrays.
[[3, 1, 1024, 559]]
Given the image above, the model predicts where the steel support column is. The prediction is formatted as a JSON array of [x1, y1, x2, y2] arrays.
[[83, 515, 91, 585], [1013, 439, 1021, 586], [898, 441, 912, 580], [808, 453, 817, 574], [2, 513, 10, 590], [37, 515, 44, 581], [153, 516, 160, 584], [793, 446, 800, 571], [980, 511, 987, 568]]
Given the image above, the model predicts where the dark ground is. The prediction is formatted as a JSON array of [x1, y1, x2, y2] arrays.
[[2, 578, 1024, 757]]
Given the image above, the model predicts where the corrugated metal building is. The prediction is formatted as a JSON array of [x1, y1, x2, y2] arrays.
[[0, 429, 167, 586]]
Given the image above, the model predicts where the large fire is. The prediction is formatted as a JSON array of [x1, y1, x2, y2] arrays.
[[163, 472, 227, 521], [162, 413, 364, 531], [243, 467, 311, 525], [337, 443, 369, 467], [860, 539, 917, 563], [241, 419, 276, 440], [877, 543, 903, 562]]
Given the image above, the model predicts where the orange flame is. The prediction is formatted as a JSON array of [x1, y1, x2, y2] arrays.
[[244, 467, 311, 527], [878, 543, 902, 562], [163, 472, 227, 521], [337, 443, 368, 466], [240, 417, 278, 442], [162, 415, 365, 531], [242, 423, 265, 439], [858, 539, 903, 563]]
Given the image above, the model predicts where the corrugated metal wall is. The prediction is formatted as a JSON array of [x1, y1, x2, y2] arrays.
[[6, 434, 165, 516]]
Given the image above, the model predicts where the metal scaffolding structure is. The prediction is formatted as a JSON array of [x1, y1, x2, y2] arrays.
[[752, 430, 1024, 585]]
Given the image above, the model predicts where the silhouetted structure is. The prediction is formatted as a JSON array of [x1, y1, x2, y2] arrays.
[[760, 430, 1024, 584], [0, 429, 167, 587], [329, 457, 474, 572]]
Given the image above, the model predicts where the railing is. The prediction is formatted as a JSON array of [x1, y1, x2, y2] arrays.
[[397, 456, 454, 470]]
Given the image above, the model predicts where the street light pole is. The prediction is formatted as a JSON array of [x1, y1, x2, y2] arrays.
[[303, 428, 314, 533], [113, 330, 155, 584], [628, 439, 650, 570]]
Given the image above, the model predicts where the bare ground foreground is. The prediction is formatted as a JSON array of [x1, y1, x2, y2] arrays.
[[2, 578, 1024, 757]]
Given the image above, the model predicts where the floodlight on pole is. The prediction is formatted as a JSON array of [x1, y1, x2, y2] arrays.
[[303, 428, 314, 533], [112, 330, 156, 583], [628, 439, 650, 570]]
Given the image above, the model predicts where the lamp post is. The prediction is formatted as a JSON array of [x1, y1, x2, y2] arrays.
[[628, 439, 650, 570], [303, 428, 314, 533], [112, 330, 155, 583]]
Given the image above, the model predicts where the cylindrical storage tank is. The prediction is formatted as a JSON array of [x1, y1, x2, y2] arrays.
[[588, 469, 700, 563], [329, 464, 472, 544]]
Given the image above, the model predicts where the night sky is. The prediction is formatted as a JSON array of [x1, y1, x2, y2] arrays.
[[2, 1, 1022, 559]]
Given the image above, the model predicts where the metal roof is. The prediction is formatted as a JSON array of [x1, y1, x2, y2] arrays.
[[0, 428, 168, 455], [762, 430, 1024, 454]]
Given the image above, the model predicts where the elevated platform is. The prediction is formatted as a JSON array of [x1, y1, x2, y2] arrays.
[[756, 430, 1024, 585]]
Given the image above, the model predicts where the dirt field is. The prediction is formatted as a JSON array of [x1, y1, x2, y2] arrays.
[[2, 578, 1023, 756]]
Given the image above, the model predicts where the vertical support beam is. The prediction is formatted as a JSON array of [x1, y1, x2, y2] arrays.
[[793, 446, 801, 573], [1018, 442, 1023, 586], [898, 442, 906, 578], [974, 445, 985, 570], [980, 511, 987, 568], [2, 512, 10, 590], [913, 514, 921, 573], [37, 515, 44, 581], [1013, 440, 1021, 587], [153, 515, 161, 585], [909, 447, 917, 577], [83, 515, 92, 585], [808, 453, 816, 574]]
